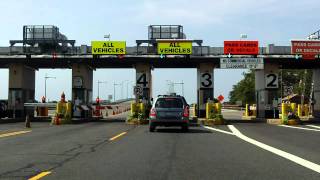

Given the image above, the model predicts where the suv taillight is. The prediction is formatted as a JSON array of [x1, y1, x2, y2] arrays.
[[149, 108, 156, 118], [183, 106, 189, 117]]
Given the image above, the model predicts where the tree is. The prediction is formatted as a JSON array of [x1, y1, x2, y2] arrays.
[[229, 69, 314, 105], [229, 70, 255, 105], [281, 69, 313, 98]]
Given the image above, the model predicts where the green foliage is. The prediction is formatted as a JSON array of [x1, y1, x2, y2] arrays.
[[137, 112, 145, 120], [127, 112, 138, 121], [229, 70, 255, 105], [281, 69, 313, 97], [282, 115, 288, 125], [229, 69, 313, 105]]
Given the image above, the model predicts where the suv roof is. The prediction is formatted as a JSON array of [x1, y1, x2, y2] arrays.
[[156, 95, 188, 106]]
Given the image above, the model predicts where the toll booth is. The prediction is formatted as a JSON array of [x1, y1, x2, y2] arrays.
[[72, 64, 93, 119], [313, 69, 320, 118], [197, 63, 214, 118], [8, 64, 35, 118], [255, 63, 280, 118], [135, 63, 152, 103]]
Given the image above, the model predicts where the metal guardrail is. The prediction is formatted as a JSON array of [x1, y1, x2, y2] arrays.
[[24, 103, 57, 108]]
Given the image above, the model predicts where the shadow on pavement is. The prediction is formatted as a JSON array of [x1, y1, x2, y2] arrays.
[[154, 128, 212, 134]]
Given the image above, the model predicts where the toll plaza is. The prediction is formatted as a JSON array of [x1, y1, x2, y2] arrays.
[[0, 24, 319, 122]]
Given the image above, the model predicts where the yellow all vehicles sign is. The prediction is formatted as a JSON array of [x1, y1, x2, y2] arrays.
[[157, 41, 192, 55], [91, 41, 126, 55]]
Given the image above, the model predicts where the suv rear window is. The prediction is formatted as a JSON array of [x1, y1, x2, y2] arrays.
[[155, 98, 183, 108]]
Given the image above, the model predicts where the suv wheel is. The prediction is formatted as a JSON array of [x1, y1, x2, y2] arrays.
[[149, 126, 156, 132], [181, 125, 189, 132]]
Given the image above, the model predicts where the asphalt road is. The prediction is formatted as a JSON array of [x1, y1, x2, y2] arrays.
[[222, 109, 244, 120], [0, 112, 320, 180]]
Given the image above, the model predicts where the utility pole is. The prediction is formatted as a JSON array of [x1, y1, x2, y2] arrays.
[[44, 74, 56, 101], [173, 81, 185, 96], [97, 81, 107, 98], [113, 82, 120, 102]]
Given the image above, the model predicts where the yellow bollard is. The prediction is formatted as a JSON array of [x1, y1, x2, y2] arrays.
[[66, 102, 72, 117], [206, 102, 214, 119], [130, 102, 137, 115], [245, 104, 250, 117], [193, 104, 197, 117], [282, 103, 288, 121], [290, 103, 296, 114], [215, 103, 222, 114], [304, 104, 309, 116], [56, 102, 61, 114], [139, 103, 145, 116], [252, 104, 257, 117], [297, 104, 302, 117]]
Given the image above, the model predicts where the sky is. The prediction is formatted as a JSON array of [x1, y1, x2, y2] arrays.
[[0, 0, 319, 103]]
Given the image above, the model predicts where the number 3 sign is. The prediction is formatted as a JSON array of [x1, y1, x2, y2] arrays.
[[200, 72, 213, 88]]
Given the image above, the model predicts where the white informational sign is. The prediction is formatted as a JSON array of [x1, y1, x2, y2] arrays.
[[73, 76, 83, 88], [133, 86, 143, 96], [200, 72, 213, 88], [272, 99, 278, 108], [265, 73, 279, 89], [220, 58, 264, 69], [265, 104, 271, 110]]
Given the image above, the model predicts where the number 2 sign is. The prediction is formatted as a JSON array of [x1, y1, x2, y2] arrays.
[[265, 73, 278, 89]]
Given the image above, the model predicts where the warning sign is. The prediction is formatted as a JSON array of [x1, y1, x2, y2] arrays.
[[291, 40, 320, 54], [157, 41, 192, 55], [91, 41, 126, 55], [224, 41, 259, 55]]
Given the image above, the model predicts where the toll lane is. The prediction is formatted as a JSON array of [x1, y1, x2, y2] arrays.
[[0, 121, 133, 180], [45, 125, 319, 180], [234, 123, 320, 165]]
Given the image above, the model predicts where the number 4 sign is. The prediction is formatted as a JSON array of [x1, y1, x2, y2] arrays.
[[265, 73, 278, 89], [136, 72, 149, 87]]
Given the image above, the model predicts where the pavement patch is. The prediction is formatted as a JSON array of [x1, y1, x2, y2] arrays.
[[279, 125, 320, 132], [228, 125, 320, 174], [28, 171, 51, 180], [0, 130, 31, 138], [109, 132, 127, 141]]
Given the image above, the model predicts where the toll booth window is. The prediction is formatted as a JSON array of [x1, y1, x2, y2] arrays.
[[155, 98, 183, 108]]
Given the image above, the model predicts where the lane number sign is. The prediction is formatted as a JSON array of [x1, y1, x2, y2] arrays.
[[200, 72, 213, 88], [265, 73, 278, 89], [136, 73, 149, 87]]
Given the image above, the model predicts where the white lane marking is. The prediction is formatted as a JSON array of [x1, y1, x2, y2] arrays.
[[228, 125, 320, 174], [202, 125, 234, 135], [279, 125, 320, 132], [306, 125, 320, 130]]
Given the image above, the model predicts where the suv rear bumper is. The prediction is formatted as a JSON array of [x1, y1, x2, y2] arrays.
[[150, 119, 189, 127]]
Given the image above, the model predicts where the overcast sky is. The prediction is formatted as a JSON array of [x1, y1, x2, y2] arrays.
[[0, 0, 318, 103]]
